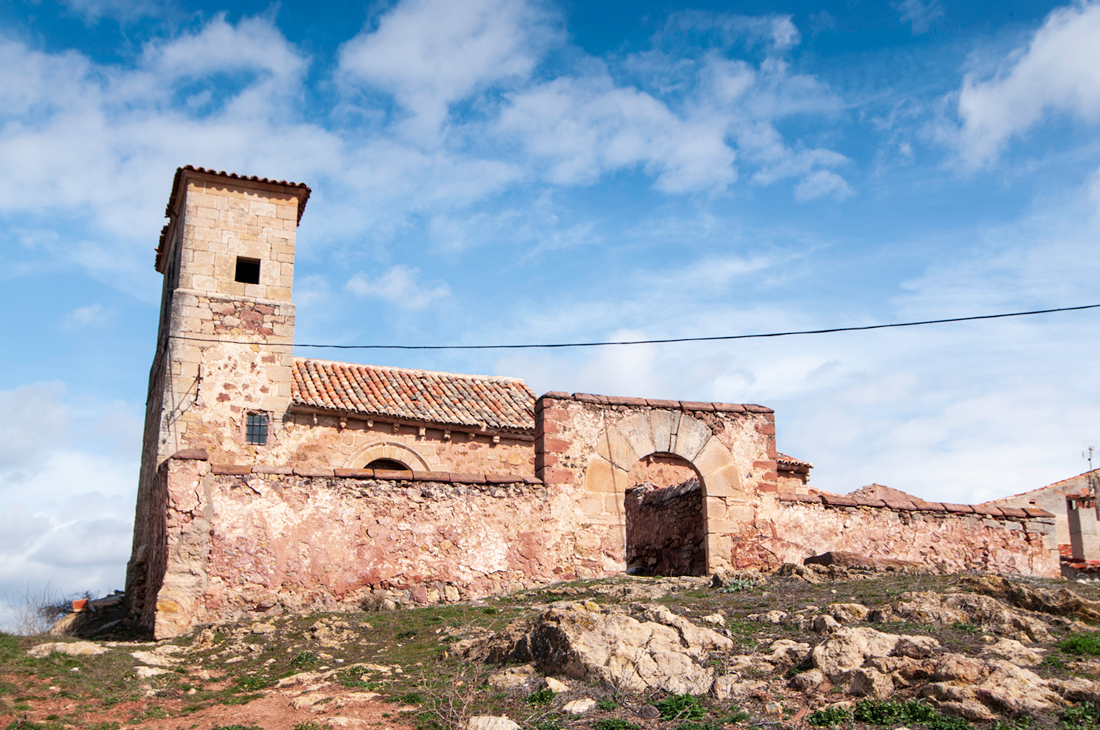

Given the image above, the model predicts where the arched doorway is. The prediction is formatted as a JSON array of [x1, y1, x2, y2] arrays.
[[580, 409, 754, 575], [625, 453, 706, 576]]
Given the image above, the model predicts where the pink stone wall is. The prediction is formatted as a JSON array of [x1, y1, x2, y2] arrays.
[[148, 457, 625, 637], [752, 494, 1059, 577]]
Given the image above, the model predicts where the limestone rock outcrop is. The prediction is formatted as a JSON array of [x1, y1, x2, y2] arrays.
[[462, 601, 732, 694]]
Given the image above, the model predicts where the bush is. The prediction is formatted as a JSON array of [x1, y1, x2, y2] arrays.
[[525, 687, 554, 705], [719, 578, 759, 593], [1056, 633, 1100, 656], [808, 705, 851, 727], [654, 694, 706, 720], [1061, 702, 1100, 729], [853, 699, 970, 730]]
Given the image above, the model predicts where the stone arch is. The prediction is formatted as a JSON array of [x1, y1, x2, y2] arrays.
[[583, 410, 750, 573], [345, 441, 430, 471]]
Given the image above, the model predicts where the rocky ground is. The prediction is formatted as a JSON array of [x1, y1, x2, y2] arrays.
[[4, 563, 1100, 730]]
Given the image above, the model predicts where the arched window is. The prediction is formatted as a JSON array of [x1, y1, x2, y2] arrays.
[[366, 458, 409, 471]]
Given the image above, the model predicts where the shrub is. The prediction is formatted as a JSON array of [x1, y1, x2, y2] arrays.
[[719, 578, 759, 593], [596, 697, 618, 711], [1056, 633, 1100, 656], [1060, 702, 1100, 729], [853, 699, 970, 730], [654, 694, 706, 720], [526, 687, 554, 705], [807, 705, 852, 727]]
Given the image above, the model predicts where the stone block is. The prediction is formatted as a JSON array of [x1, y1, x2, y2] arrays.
[[620, 414, 656, 459], [692, 437, 733, 476], [706, 496, 728, 519], [603, 428, 639, 471], [649, 409, 677, 453], [584, 457, 628, 494], [672, 414, 711, 461], [704, 464, 742, 497]]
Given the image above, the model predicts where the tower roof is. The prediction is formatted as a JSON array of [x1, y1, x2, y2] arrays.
[[155, 165, 311, 272]]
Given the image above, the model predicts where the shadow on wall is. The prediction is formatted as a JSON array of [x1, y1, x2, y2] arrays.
[[625, 454, 706, 576]]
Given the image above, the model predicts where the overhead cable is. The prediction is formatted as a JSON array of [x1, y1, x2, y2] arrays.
[[167, 302, 1100, 351]]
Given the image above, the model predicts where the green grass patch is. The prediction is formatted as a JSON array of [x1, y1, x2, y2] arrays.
[[654, 694, 706, 721], [952, 621, 980, 635], [525, 687, 554, 705], [718, 578, 759, 593], [594, 720, 640, 730], [596, 697, 618, 711], [1061, 702, 1100, 729], [853, 699, 970, 730], [807, 705, 852, 727], [290, 651, 321, 669], [211, 725, 263, 730], [1057, 633, 1100, 656], [233, 675, 273, 691]]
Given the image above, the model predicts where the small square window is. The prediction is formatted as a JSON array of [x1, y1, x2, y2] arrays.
[[235, 257, 261, 285], [246, 413, 268, 445]]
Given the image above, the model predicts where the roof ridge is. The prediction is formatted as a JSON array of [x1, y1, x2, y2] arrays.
[[293, 356, 530, 385]]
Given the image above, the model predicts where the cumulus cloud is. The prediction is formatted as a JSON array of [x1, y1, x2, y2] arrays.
[[956, 1, 1100, 166], [338, 0, 557, 140], [662, 11, 802, 52], [498, 73, 737, 192], [345, 265, 451, 309]]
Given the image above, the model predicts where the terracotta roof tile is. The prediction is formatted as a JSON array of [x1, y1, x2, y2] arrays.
[[777, 453, 814, 470], [291, 358, 535, 433]]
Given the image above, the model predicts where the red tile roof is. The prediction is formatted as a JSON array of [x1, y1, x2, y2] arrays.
[[291, 358, 536, 433], [777, 453, 813, 470]]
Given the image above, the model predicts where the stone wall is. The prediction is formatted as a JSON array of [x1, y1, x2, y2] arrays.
[[754, 493, 1059, 577], [986, 469, 1100, 547], [147, 453, 625, 638], [626, 479, 705, 576], [535, 392, 776, 574]]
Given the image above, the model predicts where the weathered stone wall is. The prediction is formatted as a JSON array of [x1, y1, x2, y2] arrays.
[[149, 454, 623, 638], [535, 392, 776, 574], [755, 493, 1059, 577], [626, 479, 705, 576]]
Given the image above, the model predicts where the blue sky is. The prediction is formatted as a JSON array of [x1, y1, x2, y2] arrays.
[[2, 0, 1100, 625]]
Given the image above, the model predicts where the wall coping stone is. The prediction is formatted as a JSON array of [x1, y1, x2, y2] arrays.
[[293, 467, 335, 478], [775, 491, 1053, 520], [171, 448, 208, 461], [253, 465, 293, 475], [211, 464, 251, 475], [200, 463, 541, 486], [536, 392, 774, 414]]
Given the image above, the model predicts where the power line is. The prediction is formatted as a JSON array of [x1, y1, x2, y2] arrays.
[[167, 302, 1100, 351]]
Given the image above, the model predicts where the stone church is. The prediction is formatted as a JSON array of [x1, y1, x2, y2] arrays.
[[126, 167, 1060, 638]]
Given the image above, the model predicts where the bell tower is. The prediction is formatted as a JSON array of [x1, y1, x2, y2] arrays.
[[141, 166, 310, 467]]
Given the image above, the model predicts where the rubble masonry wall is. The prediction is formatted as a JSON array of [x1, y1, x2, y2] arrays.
[[756, 493, 1059, 577]]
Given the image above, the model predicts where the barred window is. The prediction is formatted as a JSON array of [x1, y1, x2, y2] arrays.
[[246, 413, 268, 445]]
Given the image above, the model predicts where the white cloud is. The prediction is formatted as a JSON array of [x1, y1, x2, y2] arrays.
[[61, 303, 113, 329], [498, 73, 737, 192], [345, 265, 451, 309], [338, 0, 557, 141], [59, 0, 168, 23], [662, 11, 802, 52], [0, 383, 68, 481], [896, 0, 944, 35], [956, 1, 1100, 166]]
